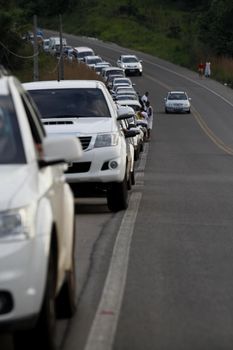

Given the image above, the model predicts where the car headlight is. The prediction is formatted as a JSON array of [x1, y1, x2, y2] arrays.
[[0, 206, 35, 241], [94, 133, 119, 148]]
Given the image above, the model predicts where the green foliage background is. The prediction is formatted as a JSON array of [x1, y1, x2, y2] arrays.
[[1, 0, 233, 82]]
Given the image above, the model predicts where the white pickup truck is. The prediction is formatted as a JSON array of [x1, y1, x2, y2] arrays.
[[48, 36, 67, 55], [0, 72, 82, 350], [24, 80, 136, 212]]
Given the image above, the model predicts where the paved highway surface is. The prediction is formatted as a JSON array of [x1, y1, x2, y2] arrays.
[[2, 30, 233, 350]]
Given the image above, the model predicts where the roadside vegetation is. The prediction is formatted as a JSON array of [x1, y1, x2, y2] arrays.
[[1, 0, 233, 86]]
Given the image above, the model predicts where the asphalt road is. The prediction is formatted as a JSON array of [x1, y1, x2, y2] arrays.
[[2, 31, 233, 350]]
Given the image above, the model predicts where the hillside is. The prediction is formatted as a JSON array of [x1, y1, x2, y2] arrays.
[[1, 0, 233, 84]]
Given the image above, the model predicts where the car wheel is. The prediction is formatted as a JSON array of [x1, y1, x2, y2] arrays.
[[127, 172, 132, 190], [187, 109, 191, 114], [131, 170, 136, 186], [134, 147, 140, 161], [107, 174, 128, 212], [165, 108, 169, 114], [14, 249, 57, 350], [56, 217, 77, 319], [139, 72, 142, 76], [140, 142, 144, 153]]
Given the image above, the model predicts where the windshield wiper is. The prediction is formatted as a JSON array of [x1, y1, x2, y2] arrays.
[[42, 114, 85, 119]]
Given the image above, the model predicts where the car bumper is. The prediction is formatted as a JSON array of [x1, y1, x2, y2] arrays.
[[124, 68, 142, 75], [0, 235, 49, 329], [65, 146, 126, 184], [166, 106, 190, 113]]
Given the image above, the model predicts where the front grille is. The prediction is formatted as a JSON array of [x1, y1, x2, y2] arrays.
[[43, 120, 73, 125], [78, 136, 92, 150], [65, 162, 91, 173]]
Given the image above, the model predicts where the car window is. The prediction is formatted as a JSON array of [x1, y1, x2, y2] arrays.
[[78, 51, 93, 58], [168, 93, 187, 100], [122, 57, 138, 63], [28, 88, 111, 118], [0, 95, 26, 164]]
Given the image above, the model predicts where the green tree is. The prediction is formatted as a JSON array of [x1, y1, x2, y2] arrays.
[[198, 0, 233, 56]]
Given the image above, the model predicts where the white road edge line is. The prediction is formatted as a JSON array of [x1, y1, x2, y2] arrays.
[[84, 147, 148, 350]]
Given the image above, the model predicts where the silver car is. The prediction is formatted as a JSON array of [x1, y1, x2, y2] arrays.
[[164, 91, 191, 113]]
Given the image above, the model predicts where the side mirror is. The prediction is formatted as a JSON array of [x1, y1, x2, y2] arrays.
[[124, 129, 138, 138], [117, 106, 135, 120], [41, 135, 83, 166], [128, 127, 140, 135]]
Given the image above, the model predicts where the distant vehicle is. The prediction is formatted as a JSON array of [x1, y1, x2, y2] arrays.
[[112, 86, 137, 99], [43, 38, 50, 53], [112, 77, 134, 88], [0, 70, 83, 349], [102, 67, 125, 82], [116, 99, 142, 112], [115, 94, 139, 101], [106, 74, 127, 90], [83, 55, 103, 69], [49, 36, 67, 55], [114, 90, 139, 101], [24, 80, 138, 212], [117, 54, 143, 76], [164, 91, 191, 113], [94, 62, 111, 75], [73, 46, 95, 62]]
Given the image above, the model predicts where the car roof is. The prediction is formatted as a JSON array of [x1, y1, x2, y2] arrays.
[[117, 100, 141, 106], [120, 54, 137, 58], [73, 46, 94, 52], [103, 66, 124, 72], [85, 55, 101, 59], [169, 91, 187, 94], [23, 80, 106, 90]]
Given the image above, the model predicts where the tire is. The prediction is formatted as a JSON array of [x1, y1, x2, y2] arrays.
[[131, 170, 136, 186], [56, 218, 77, 319], [107, 174, 128, 212], [127, 172, 132, 190], [165, 108, 168, 114], [134, 147, 140, 161], [14, 250, 57, 350]]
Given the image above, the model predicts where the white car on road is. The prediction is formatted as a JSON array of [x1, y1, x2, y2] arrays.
[[117, 54, 143, 76], [24, 80, 135, 212], [164, 91, 191, 113], [0, 72, 82, 349]]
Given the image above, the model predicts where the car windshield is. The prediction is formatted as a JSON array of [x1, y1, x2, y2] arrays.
[[122, 57, 138, 63], [78, 51, 93, 58], [86, 57, 102, 64], [106, 70, 123, 77], [116, 95, 138, 101], [0, 96, 25, 164], [114, 79, 131, 85], [28, 88, 111, 118], [168, 93, 187, 100]]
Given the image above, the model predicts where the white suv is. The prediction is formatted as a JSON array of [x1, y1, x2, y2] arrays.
[[117, 54, 143, 76], [24, 80, 135, 212], [0, 72, 82, 349]]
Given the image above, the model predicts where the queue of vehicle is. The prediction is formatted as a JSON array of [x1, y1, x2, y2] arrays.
[[0, 35, 192, 349]]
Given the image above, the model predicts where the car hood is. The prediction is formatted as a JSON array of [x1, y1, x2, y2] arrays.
[[123, 62, 141, 68], [166, 100, 190, 105], [0, 164, 37, 211], [43, 117, 117, 136]]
